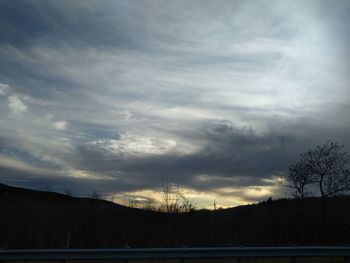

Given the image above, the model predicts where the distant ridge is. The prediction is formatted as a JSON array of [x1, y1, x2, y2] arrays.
[[0, 182, 133, 210], [0, 182, 73, 200]]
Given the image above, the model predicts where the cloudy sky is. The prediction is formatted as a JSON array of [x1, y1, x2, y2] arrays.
[[0, 0, 350, 208]]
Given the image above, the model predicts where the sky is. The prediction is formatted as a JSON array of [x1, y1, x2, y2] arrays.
[[0, 0, 350, 208]]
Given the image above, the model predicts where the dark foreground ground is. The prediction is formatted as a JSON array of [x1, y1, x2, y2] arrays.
[[1, 182, 350, 249]]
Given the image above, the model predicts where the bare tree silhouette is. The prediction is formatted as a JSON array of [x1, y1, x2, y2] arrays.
[[161, 177, 196, 213], [287, 159, 316, 199], [287, 141, 350, 198]]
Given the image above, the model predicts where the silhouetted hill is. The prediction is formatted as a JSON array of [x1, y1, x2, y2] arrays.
[[1, 182, 350, 249], [0, 182, 73, 202], [0, 182, 130, 210]]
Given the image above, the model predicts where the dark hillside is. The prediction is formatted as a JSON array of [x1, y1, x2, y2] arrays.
[[1, 183, 350, 248], [0, 182, 127, 208]]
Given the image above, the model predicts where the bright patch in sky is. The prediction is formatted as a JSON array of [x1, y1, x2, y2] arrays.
[[8, 95, 28, 116], [53, 121, 68, 130], [91, 134, 178, 156]]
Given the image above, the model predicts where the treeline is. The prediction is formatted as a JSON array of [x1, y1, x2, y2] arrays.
[[126, 177, 197, 213]]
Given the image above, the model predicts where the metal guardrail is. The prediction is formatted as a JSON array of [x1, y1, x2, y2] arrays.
[[0, 247, 350, 262]]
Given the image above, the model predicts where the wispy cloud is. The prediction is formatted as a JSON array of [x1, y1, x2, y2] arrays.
[[8, 95, 28, 116], [0, 82, 10, 95], [53, 121, 68, 130], [0, 0, 349, 206]]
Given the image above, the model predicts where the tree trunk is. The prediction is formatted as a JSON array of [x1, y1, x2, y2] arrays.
[[319, 175, 325, 198]]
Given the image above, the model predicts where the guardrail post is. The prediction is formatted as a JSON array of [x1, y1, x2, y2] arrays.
[[345, 256, 349, 263], [290, 256, 296, 263]]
